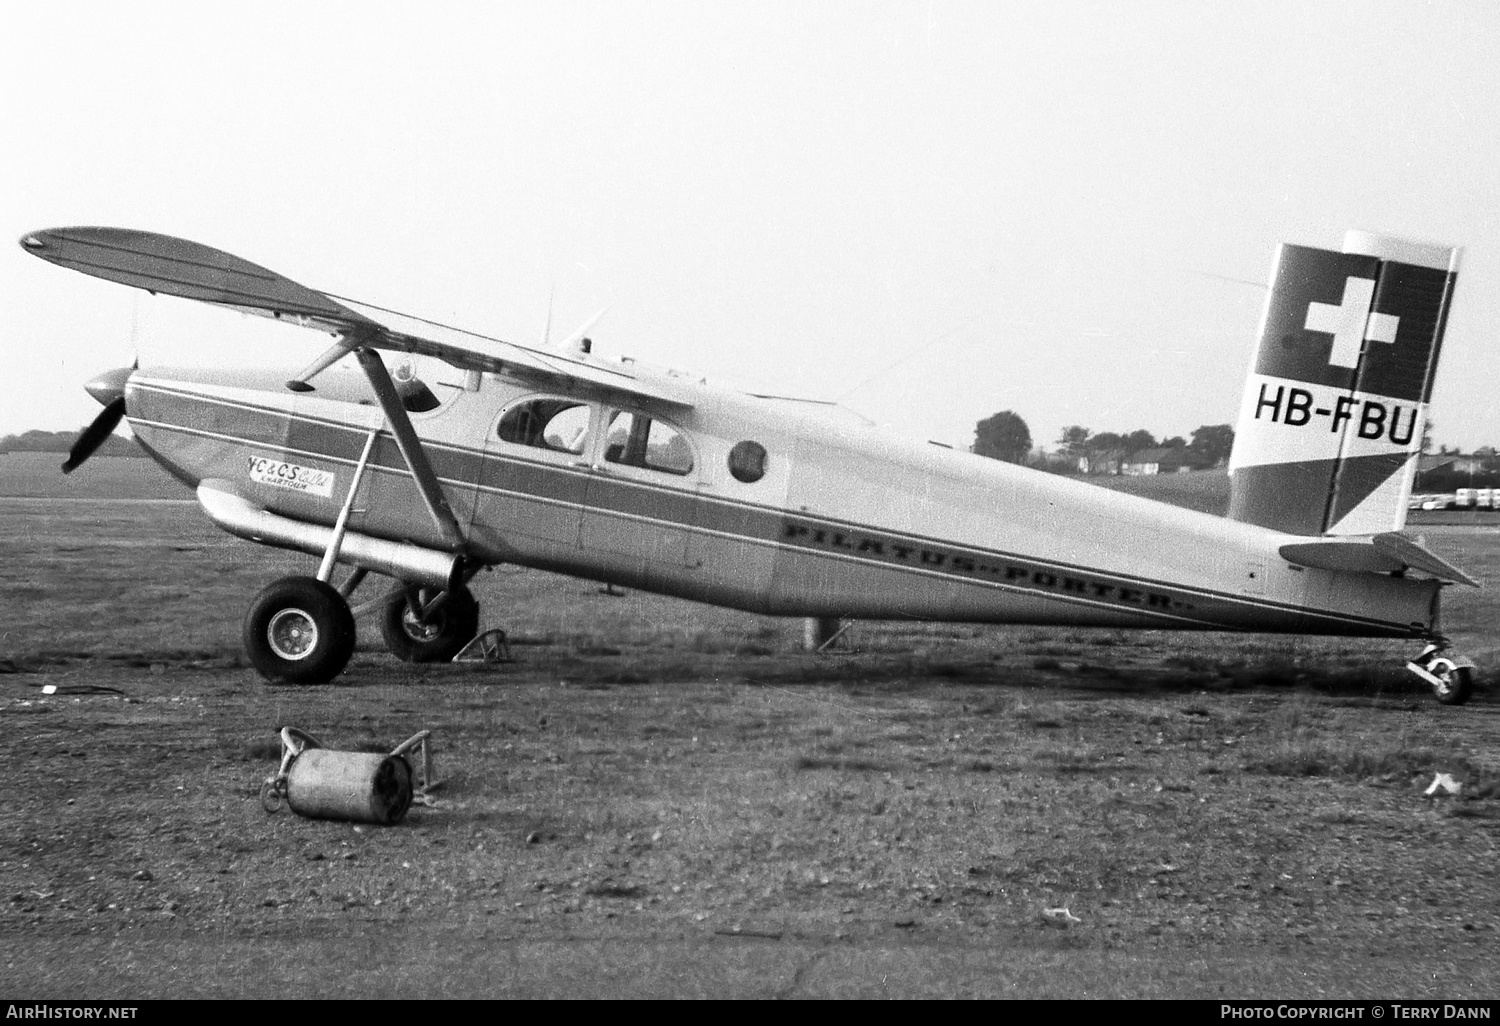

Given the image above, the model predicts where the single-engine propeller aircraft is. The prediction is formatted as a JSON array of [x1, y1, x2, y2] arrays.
[[21, 227, 1480, 703]]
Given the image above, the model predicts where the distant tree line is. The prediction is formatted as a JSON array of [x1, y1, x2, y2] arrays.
[[972, 411, 1234, 474], [1417, 447, 1500, 491], [0, 429, 140, 458], [973, 410, 1500, 484], [1419, 466, 1500, 491], [973, 411, 1032, 464]]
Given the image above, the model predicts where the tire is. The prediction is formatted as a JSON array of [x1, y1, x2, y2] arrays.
[[1429, 660, 1474, 706], [379, 584, 479, 663], [242, 576, 356, 685]]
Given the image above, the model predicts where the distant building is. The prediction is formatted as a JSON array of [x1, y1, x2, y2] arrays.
[[1414, 453, 1500, 492], [1121, 447, 1195, 476], [1078, 449, 1127, 475], [1436, 454, 1487, 475]]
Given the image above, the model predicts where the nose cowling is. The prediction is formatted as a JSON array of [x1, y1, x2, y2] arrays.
[[63, 365, 134, 474], [84, 365, 133, 407]]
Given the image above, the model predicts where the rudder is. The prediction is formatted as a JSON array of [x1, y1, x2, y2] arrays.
[[1226, 231, 1459, 536]]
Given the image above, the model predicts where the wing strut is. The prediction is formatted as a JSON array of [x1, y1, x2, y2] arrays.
[[317, 427, 380, 582], [353, 345, 467, 553], [287, 339, 357, 392]]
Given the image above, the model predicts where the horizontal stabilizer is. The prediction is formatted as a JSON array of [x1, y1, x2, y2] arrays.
[[1279, 533, 1478, 587]]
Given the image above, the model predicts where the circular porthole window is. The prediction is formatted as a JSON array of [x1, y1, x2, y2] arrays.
[[728, 440, 768, 483]]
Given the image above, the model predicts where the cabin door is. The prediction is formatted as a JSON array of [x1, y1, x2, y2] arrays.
[[474, 396, 593, 553], [579, 409, 698, 569]]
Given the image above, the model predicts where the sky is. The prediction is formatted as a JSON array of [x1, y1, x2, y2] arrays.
[[4, 0, 1498, 453]]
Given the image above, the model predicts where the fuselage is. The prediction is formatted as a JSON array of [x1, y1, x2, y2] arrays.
[[122, 359, 1441, 640]]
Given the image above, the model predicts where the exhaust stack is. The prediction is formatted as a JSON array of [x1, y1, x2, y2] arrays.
[[196, 481, 462, 590]]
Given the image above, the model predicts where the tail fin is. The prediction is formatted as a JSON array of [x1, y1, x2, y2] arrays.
[[1227, 231, 1460, 536]]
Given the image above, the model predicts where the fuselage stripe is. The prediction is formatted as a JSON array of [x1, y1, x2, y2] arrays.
[[126, 386, 1419, 635]]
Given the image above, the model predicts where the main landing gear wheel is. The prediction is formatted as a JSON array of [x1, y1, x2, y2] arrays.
[[379, 584, 479, 663], [1427, 660, 1474, 706], [1406, 643, 1476, 706], [243, 576, 356, 685]]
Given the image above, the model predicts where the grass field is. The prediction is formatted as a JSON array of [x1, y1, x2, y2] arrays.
[[3, 467, 1500, 997], [0, 452, 179, 501]]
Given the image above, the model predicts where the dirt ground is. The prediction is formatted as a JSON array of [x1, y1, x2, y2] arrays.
[[3, 497, 1500, 998]]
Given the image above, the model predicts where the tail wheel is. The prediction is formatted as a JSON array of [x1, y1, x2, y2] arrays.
[[379, 584, 479, 663], [243, 576, 356, 685], [1429, 659, 1474, 706]]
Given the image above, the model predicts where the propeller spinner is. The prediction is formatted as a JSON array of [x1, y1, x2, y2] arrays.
[[63, 366, 133, 474]]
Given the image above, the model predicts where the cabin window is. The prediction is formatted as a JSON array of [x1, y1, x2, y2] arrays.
[[497, 399, 593, 455], [603, 411, 694, 475], [728, 440, 767, 483]]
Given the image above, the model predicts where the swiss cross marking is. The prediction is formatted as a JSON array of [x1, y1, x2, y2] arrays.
[[1303, 276, 1400, 369]]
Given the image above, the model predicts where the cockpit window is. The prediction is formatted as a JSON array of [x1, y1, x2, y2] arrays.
[[497, 399, 593, 454], [603, 411, 694, 475]]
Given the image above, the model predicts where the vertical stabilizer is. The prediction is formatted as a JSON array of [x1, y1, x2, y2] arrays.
[[1227, 231, 1459, 536]]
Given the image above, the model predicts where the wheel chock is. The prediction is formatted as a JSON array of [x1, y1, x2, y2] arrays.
[[453, 628, 511, 663]]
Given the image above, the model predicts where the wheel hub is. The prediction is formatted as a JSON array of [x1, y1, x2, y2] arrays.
[[267, 608, 319, 660], [1430, 659, 1457, 696], [401, 599, 444, 642]]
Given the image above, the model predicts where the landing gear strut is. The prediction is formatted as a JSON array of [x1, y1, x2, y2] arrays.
[[1405, 641, 1475, 706], [379, 584, 480, 663]]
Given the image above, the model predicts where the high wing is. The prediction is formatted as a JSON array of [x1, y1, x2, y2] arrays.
[[20, 227, 693, 410]]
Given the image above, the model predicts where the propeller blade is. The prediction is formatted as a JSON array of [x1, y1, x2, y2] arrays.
[[62, 396, 126, 474]]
